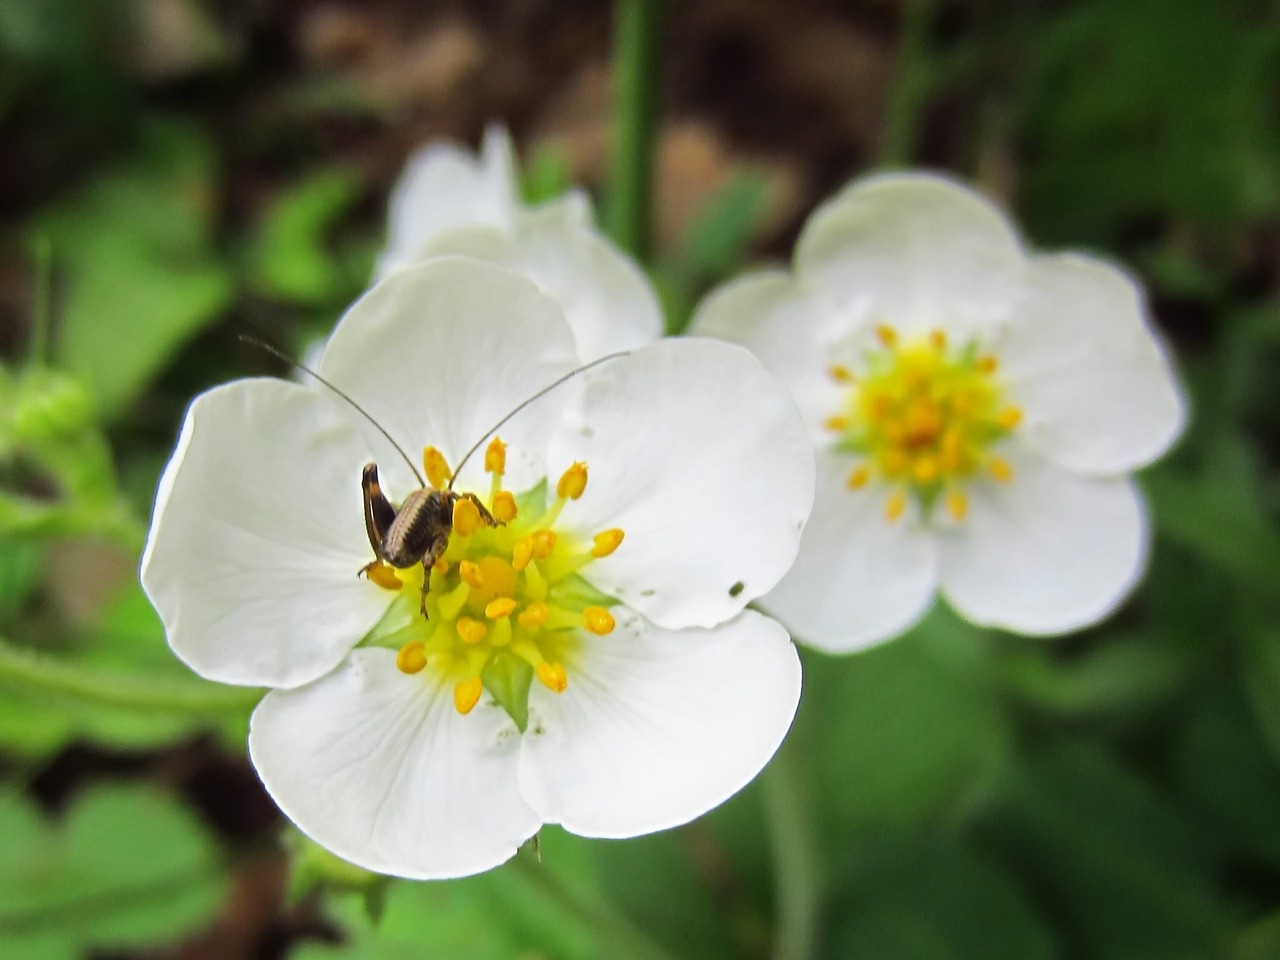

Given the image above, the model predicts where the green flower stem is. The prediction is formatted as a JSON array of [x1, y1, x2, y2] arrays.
[[29, 235, 53, 366], [763, 728, 823, 960], [606, 0, 668, 261], [880, 0, 935, 167], [508, 852, 683, 960], [0, 637, 262, 716]]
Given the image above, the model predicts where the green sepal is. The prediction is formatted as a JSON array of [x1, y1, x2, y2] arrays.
[[482, 650, 534, 733], [552, 572, 620, 610], [514, 478, 549, 523], [357, 594, 419, 650]]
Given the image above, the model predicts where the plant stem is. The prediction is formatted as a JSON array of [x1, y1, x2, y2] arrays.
[[606, 0, 667, 261], [28, 235, 53, 366], [508, 852, 682, 960], [880, 0, 935, 167], [763, 731, 822, 960], [0, 637, 262, 716]]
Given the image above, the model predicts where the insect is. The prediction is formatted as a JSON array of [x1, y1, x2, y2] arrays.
[[245, 337, 627, 617]]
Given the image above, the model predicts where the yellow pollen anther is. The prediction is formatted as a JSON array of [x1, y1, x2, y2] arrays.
[[395, 642, 428, 674], [847, 467, 870, 490], [929, 329, 947, 351], [365, 562, 402, 591], [536, 662, 568, 694], [433, 557, 449, 575], [557, 462, 589, 500], [824, 415, 850, 432], [532, 529, 557, 559], [913, 457, 939, 484], [458, 560, 484, 589], [989, 457, 1014, 483], [456, 617, 488, 644], [591, 528, 625, 558], [423, 446, 452, 489], [453, 496, 482, 536], [946, 489, 968, 521], [885, 490, 907, 522], [977, 355, 998, 374], [485, 597, 518, 620], [584, 606, 616, 635], [996, 407, 1023, 430], [519, 601, 549, 627], [512, 536, 533, 571], [828, 364, 855, 383], [454, 677, 483, 714], [492, 490, 517, 523], [484, 437, 507, 475], [876, 324, 898, 348]]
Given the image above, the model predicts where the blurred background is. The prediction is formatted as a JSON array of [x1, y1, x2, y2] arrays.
[[2, 1, 1279, 957]]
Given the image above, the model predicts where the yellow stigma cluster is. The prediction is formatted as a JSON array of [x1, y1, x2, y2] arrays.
[[827, 325, 1019, 522], [369, 437, 624, 718]]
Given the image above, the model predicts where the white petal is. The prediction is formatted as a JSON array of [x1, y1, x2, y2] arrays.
[[761, 451, 938, 653], [141, 379, 388, 688], [794, 172, 1025, 340], [518, 609, 800, 838], [417, 194, 662, 360], [548, 338, 815, 629], [997, 254, 1186, 475], [938, 446, 1147, 634], [688, 269, 847, 444], [319, 258, 579, 495], [375, 126, 518, 280], [249, 649, 540, 880]]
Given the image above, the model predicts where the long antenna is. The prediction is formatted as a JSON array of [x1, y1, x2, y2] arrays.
[[240, 335, 426, 487], [449, 351, 630, 490]]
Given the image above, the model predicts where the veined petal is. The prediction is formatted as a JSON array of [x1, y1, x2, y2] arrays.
[[795, 173, 1025, 340], [249, 649, 540, 880], [375, 126, 518, 280], [999, 254, 1186, 475], [549, 338, 815, 629], [141, 379, 386, 688], [688, 269, 848, 444], [761, 451, 938, 653], [938, 447, 1147, 634], [319, 258, 578, 495], [518, 609, 800, 838], [417, 194, 662, 361]]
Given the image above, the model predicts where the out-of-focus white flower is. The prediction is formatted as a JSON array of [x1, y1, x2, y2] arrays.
[[691, 173, 1185, 652], [376, 126, 661, 360], [142, 258, 813, 879]]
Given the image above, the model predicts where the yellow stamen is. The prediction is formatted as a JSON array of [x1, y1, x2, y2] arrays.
[[591, 528, 625, 558], [829, 364, 855, 383], [557, 462, 589, 500], [885, 490, 907, 522], [423, 446, 452, 489], [532, 529, 557, 559], [913, 456, 939, 485], [536, 661, 568, 694], [454, 677, 483, 714], [989, 457, 1014, 483], [512, 536, 533, 571], [484, 437, 506, 475], [946, 489, 968, 521], [929, 329, 947, 351], [453, 497, 481, 536], [366, 562, 402, 591], [456, 617, 488, 644], [458, 560, 484, 590], [876, 324, 898, 348], [846, 466, 870, 490], [492, 490, 518, 523], [824, 415, 850, 432], [996, 407, 1023, 430], [395, 642, 428, 674], [584, 606, 615, 635], [518, 600, 549, 627], [433, 557, 449, 575], [977, 355, 998, 374], [485, 597, 518, 620]]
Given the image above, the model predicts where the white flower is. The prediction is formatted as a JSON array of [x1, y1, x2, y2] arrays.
[[141, 257, 813, 879], [690, 173, 1185, 652], [376, 125, 661, 360]]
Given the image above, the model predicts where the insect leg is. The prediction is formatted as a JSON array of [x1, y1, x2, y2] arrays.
[[459, 492, 502, 528], [358, 463, 398, 579], [417, 532, 451, 617]]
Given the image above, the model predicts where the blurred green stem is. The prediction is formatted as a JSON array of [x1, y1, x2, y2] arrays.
[[763, 732, 822, 960], [606, 0, 667, 261], [509, 853, 682, 960], [29, 236, 53, 366], [0, 637, 261, 715], [880, 0, 935, 166]]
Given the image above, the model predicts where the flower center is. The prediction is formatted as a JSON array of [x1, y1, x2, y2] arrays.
[[364, 438, 624, 728], [826, 325, 1019, 522]]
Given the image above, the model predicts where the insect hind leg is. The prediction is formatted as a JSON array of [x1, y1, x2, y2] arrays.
[[459, 492, 502, 527]]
